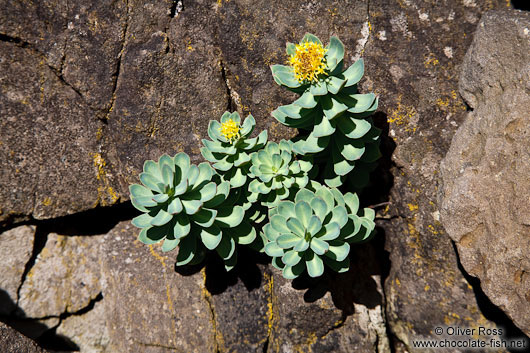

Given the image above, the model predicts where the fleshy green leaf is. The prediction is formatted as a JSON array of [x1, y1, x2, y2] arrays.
[[319, 222, 340, 241], [307, 215, 323, 236], [301, 33, 323, 46], [344, 193, 360, 214], [347, 93, 376, 113], [129, 184, 153, 199], [200, 226, 222, 250], [152, 193, 169, 203], [310, 81, 328, 96], [199, 182, 217, 203], [286, 218, 305, 237], [182, 200, 202, 215], [322, 95, 348, 121], [326, 76, 346, 95], [327, 241, 350, 261], [306, 252, 324, 278], [282, 250, 302, 266], [131, 213, 153, 228], [310, 237, 329, 255], [293, 91, 318, 109], [216, 206, 244, 228], [343, 59, 364, 87], [192, 208, 217, 228], [271, 65, 301, 88], [216, 233, 236, 260], [161, 237, 180, 252], [271, 214, 290, 234], [150, 209, 173, 226], [173, 214, 191, 238], [277, 233, 301, 249], [265, 242, 285, 257], [310, 198, 328, 221], [326, 36, 345, 71], [140, 172, 165, 193], [167, 199, 182, 214], [313, 115, 336, 138], [295, 201, 312, 228], [176, 234, 197, 266]]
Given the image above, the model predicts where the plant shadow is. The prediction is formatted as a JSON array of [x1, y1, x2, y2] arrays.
[[0, 288, 80, 352], [175, 111, 395, 318]]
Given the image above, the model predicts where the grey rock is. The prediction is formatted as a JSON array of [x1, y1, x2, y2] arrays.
[[0, 225, 35, 315], [440, 9, 530, 336], [360, 0, 512, 349], [18, 233, 103, 318], [0, 321, 47, 353], [56, 299, 110, 353], [101, 221, 215, 353]]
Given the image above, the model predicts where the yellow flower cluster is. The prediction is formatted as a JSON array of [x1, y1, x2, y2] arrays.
[[219, 118, 240, 142], [288, 41, 328, 83]]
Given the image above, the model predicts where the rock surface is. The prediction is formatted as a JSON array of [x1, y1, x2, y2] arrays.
[[440, 9, 530, 336], [1, 0, 528, 352], [0, 321, 47, 353], [18, 233, 103, 319], [100, 221, 215, 353], [0, 225, 35, 315]]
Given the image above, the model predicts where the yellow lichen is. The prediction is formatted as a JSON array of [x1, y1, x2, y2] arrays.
[[288, 41, 327, 83], [407, 203, 418, 211], [219, 118, 240, 142], [42, 197, 52, 206]]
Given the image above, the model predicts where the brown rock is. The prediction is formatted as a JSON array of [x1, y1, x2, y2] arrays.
[[0, 41, 119, 225], [440, 9, 530, 336]]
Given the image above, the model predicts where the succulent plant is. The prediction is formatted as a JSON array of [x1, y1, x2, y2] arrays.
[[247, 140, 312, 208], [129, 153, 256, 270], [270, 33, 380, 188], [262, 181, 375, 279], [201, 111, 267, 188]]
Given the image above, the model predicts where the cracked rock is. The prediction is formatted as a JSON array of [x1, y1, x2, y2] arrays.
[[0, 225, 35, 315], [0, 41, 119, 225], [18, 233, 103, 319], [56, 298, 110, 353], [440, 9, 530, 336]]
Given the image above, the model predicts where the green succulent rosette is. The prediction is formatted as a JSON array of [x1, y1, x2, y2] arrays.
[[201, 111, 267, 188], [270, 33, 381, 188], [247, 140, 312, 208], [129, 153, 256, 270], [262, 181, 375, 279]]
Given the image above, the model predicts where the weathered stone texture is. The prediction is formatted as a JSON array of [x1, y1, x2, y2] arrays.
[[0, 225, 35, 315], [101, 221, 215, 353], [440, 9, 530, 336], [0, 41, 117, 224], [56, 299, 110, 353], [18, 233, 103, 318]]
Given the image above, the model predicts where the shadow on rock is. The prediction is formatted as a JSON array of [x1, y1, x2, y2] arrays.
[[175, 245, 271, 295], [0, 288, 79, 352], [291, 111, 394, 314]]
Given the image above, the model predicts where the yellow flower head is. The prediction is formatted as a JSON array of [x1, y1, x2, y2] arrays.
[[219, 118, 240, 142], [288, 41, 328, 83]]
